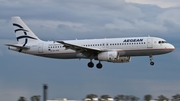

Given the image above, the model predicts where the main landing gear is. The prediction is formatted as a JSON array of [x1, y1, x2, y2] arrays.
[[87, 60, 94, 68], [87, 60, 103, 69], [149, 55, 154, 66], [96, 62, 103, 69]]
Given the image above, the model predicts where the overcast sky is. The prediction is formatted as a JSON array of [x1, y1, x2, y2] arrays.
[[0, 0, 180, 101]]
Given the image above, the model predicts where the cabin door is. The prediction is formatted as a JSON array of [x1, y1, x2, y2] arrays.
[[147, 38, 153, 48]]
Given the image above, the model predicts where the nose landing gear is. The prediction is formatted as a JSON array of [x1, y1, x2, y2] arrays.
[[149, 55, 154, 66]]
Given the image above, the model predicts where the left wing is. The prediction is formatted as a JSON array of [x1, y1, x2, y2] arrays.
[[56, 41, 104, 58]]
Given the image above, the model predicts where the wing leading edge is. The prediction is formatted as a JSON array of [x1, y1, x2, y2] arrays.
[[56, 40, 103, 58]]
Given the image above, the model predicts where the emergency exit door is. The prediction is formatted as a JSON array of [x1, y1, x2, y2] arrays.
[[38, 43, 43, 53]]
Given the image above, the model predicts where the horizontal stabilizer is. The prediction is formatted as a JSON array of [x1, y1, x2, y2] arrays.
[[5, 44, 30, 49]]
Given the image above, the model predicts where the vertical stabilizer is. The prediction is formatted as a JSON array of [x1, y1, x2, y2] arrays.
[[11, 16, 42, 44]]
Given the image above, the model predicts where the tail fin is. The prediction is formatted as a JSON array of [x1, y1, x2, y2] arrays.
[[11, 16, 42, 44]]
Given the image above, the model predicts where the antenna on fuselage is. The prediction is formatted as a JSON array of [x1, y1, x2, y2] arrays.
[[52, 39, 55, 43]]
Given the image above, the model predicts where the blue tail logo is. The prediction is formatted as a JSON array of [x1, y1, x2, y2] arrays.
[[13, 23, 37, 52], [13, 23, 37, 41]]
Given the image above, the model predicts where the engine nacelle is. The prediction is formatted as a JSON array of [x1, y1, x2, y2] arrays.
[[98, 51, 118, 61], [97, 51, 130, 63]]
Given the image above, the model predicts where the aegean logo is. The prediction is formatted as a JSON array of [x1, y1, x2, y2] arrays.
[[123, 39, 143, 42], [13, 23, 37, 41]]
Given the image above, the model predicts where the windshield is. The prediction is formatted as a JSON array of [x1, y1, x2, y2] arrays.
[[159, 41, 167, 44]]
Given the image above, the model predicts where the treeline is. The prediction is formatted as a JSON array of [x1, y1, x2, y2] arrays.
[[18, 95, 40, 101], [85, 94, 180, 101], [17, 94, 180, 101]]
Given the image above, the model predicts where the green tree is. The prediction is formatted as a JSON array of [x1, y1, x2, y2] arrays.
[[114, 95, 125, 101], [172, 94, 180, 101], [18, 96, 27, 101], [100, 95, 111, 101], [31, 95, 40, 101], [86, 94, 98, 101], [124, 95, 130, 101], [157, 95, 169, 101], [144, 94, 152, 101], [129, 95, 139, 101]]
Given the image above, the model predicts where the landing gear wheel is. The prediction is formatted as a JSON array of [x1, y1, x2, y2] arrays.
[[88, 62, 94, 68], [149, 55, 154, 66], [96, 63, 102, 69], [150, 62, 154, 66]]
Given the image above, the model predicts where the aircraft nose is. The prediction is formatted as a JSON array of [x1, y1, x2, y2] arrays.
[[169, 44, 175, 51]]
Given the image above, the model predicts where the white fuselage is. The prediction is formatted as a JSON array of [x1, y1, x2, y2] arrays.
[[9, 37, 175, 59]]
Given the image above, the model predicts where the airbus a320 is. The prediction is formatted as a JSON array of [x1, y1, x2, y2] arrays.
[[6, 16, 175, 69]]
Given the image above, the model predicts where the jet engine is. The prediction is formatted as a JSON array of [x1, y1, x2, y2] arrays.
[[97, 51, 130, 63]]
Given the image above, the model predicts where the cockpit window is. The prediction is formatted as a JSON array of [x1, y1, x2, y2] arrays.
[[159, 41, 167, 44]]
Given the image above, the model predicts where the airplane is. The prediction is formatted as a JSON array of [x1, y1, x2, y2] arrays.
[[6, 16, 175, 69]]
